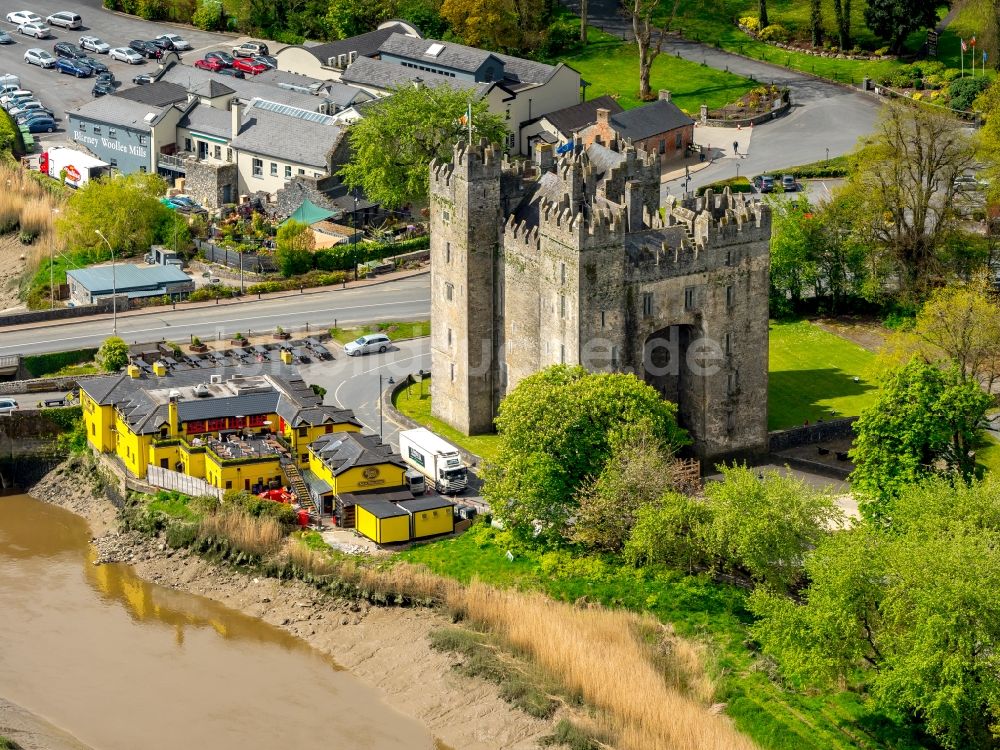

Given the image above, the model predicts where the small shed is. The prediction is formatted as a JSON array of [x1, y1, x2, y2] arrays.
[[397, 496, 455, 539], [355, 498, 410, 544]]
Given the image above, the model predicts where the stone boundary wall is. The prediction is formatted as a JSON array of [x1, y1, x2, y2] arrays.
[[0, 376, 80, 396], [0, 297, 119, 328], [701, 98, 792, 128], [768, 416, 857, 453], [773, 454, 852, 480]]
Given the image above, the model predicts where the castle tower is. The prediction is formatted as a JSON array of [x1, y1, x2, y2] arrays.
[[428, 141, 503, 435]]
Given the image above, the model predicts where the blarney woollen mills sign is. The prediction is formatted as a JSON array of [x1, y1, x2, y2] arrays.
[[69, 115, 152, 174], [74, 131, 148, 158]]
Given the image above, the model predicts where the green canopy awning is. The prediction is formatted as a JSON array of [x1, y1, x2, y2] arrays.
[[281, 198, 336, 227]]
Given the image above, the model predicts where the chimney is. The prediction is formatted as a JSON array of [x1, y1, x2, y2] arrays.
[[168, 394, 179, 437], [658, 90, 671, 102], [534, 141, 554, 172], [596, 108, 610, 125], [231, 99, 242, 140]]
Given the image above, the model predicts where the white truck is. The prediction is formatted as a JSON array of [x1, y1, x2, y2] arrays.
[[41, 147, 110, 188], [399, 428, 468, 494]]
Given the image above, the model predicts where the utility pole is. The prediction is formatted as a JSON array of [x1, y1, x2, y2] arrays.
[[95, 229, 117, 336]]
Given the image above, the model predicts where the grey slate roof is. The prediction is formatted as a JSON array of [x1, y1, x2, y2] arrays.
[[300, 24, 411, 63], [311, 432, 406, 475], [177, 103, 232, 139], [67, 96, 173, 132], [113, 81, 189, 107], [68, 264, 190, 293], [609, 99, 694, 141], [189, 79, 234, 99], [542, 95, 623, 137], [341, 56, 482, 93], [397, 496, 455, 513], [231, 99, 344, 168], [377, 33, 557, 84], [174, 391, 281, 422]]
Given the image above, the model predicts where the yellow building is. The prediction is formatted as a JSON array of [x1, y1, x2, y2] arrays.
[[398, 497, 455, 538], [78, 362, 361, 484], [306, 431, 409, 515], [355, 499, 411, 544]]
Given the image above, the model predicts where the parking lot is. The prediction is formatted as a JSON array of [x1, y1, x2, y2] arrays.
[[0, 0, 233, 146]]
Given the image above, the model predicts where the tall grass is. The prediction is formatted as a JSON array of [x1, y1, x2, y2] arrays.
[[19, 198, 53, 241], [0, 190, 24, 233], [198, 509, 285, 558], [451, 581, 758, 750]]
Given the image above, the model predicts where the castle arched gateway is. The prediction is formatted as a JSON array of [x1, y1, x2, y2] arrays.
[[428, 139, 771, 462]]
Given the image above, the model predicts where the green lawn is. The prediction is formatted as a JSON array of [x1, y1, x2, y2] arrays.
[[768, 320, 879, 430], [329, 320, 430, 345], [564, 38, 757, 111], [937, 0, 996, 73], [392, 378, 501, 462], [398, 524, 928, 750]]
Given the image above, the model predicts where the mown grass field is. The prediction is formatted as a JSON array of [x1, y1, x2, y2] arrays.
[[565, 36, 757, 111], [398, 524, 929, 750], [329, 320, 430, 345], [768, 320, 879, 430]]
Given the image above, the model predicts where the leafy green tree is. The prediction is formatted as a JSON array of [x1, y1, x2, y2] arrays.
[[96, 336, 130, 372], [325, 0, 395, 38], [850, 359, 991, 520], [56, 173, 169, 258], [702, 465, 842, 590], [750, 476, 1000, 749], [830, 0, 850, 49], [624, 493, 711, 572], [843, 103, 976, 300], [571, 423, 684, 552], [339, 84, 507, 209], [809, 0, 822, 46], [482, 365, 688, 541], [863, 0, 945, 54], [949, 76, 991, 112], [275, 220, 315, 277]]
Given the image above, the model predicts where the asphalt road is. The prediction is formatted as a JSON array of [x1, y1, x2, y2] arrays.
[[0, 0, 232, 143], [0, 274, 431, 355]]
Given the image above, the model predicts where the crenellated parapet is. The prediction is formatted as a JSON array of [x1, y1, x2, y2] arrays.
[[430, 138, 501, 193]]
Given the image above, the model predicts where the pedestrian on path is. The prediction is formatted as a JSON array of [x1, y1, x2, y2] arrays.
[[733, 140, 739, 155]]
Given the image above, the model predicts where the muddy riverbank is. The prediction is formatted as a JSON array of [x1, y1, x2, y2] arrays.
[[21, 461, 549, 750], [0, 698, 93, 750]]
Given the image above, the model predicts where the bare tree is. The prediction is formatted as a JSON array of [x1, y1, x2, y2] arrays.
[[581, 0, 588, 43], [845, 102, 976, 299], [625, 0, 679, 101]]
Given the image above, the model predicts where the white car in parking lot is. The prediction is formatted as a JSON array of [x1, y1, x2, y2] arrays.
[[18, 21, 51, 38], [5, 10, 40, 25], [0, 398, 18, 415], [79, 35, 111, 53], [46, 11, 82, 28], [155, 33, 191, 50], [109, 47, 143, 64], [343, 333, 393, 356], [23, 49, 55, 68]]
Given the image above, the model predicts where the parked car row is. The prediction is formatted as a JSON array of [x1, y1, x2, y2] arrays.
[[193, 46, 276, 78], [0, 75, 56, 132], [751, 174, 798, 193], [5, 10, 82, 39]]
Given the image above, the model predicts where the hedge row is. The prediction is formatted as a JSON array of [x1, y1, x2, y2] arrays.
[[23, 348, 98, 377], [313, 235, 429, 272]]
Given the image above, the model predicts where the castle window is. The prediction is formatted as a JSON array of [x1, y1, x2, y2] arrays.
[[725, 332, 732, 355], [726, 285, 734, 308], [442, 210, 450, 223], [642, 292, 653, 317], [601, 310, 606, 328], [727, 409, 736, 432], [728, 370, 739, 396], [560, 262, 566, 284], [450, 364, 455, 382], [725, 250, 733, 266], [560, 294, 566, 319], [445, 282, 454, 301], [611, 345, 618, 364], [446, 242, 451, 263], [684, 286, 695, 311]]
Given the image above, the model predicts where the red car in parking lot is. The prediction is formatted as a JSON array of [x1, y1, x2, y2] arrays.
[[232, 57, 267, 75], [194, 57, 225, 72]]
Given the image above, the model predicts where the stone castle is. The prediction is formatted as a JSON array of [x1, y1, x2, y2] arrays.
[[428, 139, 771, 461]]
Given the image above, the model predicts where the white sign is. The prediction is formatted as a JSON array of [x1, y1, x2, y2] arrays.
[[73, 130, 148, 159]]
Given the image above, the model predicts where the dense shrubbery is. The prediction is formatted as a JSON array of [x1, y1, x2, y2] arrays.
[[948, 76, 991, 111], [222, 489, 297, 525], [22, 348, 97, 377]]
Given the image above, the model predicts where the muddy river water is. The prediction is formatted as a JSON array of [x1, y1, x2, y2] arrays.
[[0, 494, 434, 750]]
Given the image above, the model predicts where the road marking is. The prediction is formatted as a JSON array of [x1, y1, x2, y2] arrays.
[[0, 298, 431, 352]]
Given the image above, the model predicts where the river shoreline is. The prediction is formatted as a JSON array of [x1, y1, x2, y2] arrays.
[[0, 698, 94, 750], [22, 460, 549, 750]]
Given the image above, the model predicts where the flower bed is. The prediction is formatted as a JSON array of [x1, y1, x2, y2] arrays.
[[737, 17, 896, 61]]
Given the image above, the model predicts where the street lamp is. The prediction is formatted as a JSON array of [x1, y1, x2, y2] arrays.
[[352, 188, 359, 281], [94, 229, 117, 336], [736, 163, 740, 180], [50, 208, 60, 309], [825, 147, 830, 164], [378, 373, 395, 440]]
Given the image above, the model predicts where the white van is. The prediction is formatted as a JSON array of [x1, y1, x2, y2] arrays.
[[0, 398, 18, 415]]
